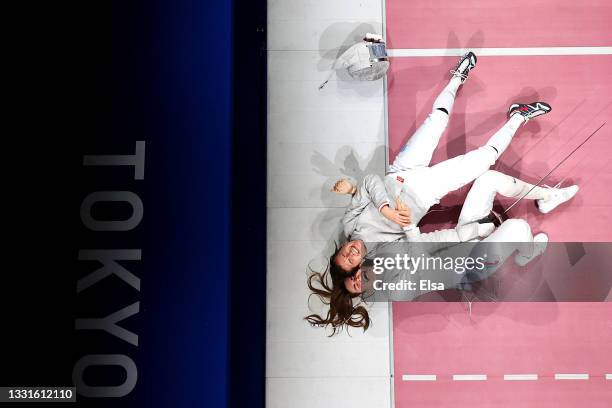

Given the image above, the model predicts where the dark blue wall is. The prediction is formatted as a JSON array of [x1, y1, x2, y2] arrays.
[[1, 0, 266, 407]]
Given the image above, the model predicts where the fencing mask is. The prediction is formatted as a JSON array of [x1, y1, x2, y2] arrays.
[[319, 34, 390, 89]]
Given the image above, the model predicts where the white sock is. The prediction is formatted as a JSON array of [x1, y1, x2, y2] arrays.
[[433, 76, 462, 115], [486, 114, 524, 158]]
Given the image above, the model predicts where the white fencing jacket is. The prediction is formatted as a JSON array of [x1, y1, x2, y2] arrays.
[[342, 174, 481, 257]]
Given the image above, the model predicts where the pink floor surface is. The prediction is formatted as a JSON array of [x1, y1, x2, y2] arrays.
[[386, 0, 612, 49], [387, 55, 612, 242], [393, 303, 612, 407], [386, 1, 612, 406]]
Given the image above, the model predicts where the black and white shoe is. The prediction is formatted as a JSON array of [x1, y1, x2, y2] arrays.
[[508, 102, 552, 123], [450, 51, 477, 83]]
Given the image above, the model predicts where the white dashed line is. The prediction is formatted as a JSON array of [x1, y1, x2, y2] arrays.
[[402, 375, 437, 381], [403, 372, 609, 382], [554, 374, 590, 380], [453, 374, 487, 381], [503, 374, 539, 381], [402, 372, 610, 381]]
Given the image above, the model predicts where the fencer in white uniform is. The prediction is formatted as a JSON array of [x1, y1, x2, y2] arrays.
[[332, 52, 579, 276], [342, 168, 579, 297], [383, 52, 561, 231]]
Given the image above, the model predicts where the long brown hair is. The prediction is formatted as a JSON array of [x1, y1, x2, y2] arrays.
[[304, 251, 370, 336]]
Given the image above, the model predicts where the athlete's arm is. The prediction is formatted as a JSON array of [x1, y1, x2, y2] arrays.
[[342, 174, 392, 235]]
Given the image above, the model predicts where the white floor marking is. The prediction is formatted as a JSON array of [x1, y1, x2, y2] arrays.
[[453, 374, 487, 381], [388, 47, 612, 57], [555, 374, 590, 380], [402, 374, 436, 381], [503, 374, 538, 381], [403, 372, 611, 382]]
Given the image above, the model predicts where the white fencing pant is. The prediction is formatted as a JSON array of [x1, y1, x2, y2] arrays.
[[457, 170, 549, 226], [457, 171, 552, 268], [388, 77, 462, 173], [388, 76, 524, 206], [462, 218, 539, 286], [388, 116, 524, 207]]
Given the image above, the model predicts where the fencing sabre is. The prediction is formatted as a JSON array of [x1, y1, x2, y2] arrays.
[[477, 122, 606, 225]]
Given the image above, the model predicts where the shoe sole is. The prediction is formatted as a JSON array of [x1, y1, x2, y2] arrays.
[[452, 52, 477, 81], [508, 102, 552, 119], [463, 52, 477, 69]]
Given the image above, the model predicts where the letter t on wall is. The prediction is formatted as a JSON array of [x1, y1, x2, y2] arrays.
[[83, 141, 145, 180]]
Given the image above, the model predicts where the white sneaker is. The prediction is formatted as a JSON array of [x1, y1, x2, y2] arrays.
[[515, 233, 549, 266], [537, 185, 579, 214]]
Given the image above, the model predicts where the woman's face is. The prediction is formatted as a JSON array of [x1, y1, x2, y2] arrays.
[[344, 269, 363, 294], [333, 240, 366, 273]]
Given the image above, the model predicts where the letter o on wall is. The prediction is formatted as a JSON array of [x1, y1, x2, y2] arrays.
[[80, 191, 143, 231], [73, 354, 137, 397]]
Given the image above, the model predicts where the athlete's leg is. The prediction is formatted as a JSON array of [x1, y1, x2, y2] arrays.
[[388, 52, 477, 173], [388, 76, 462, 173], [481, 219, 548, 266], [459, 219, 538, 286], [483, 218, 534, 242], [457, 170, 548, 225], [457, 170, 580, 225], [421, 114, 524, 201], [458, 173, 554, 273]]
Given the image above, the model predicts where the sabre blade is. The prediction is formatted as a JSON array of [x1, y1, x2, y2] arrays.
[[503, 122, 606, 214]]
